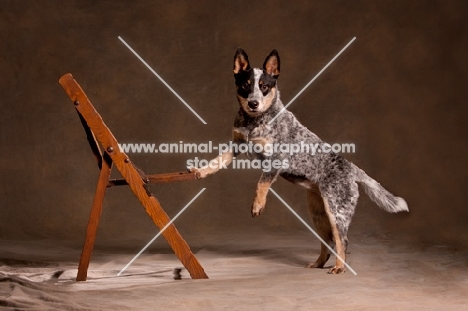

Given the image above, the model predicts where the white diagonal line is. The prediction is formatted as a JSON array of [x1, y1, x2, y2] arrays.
[[118, 36, 207, 125], [269, 188, 357, 275], [269, 37, 356, 124], [117, 188, 206, 276]]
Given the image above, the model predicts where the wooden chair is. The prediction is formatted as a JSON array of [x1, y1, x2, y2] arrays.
[[59, 73, 208, 281]]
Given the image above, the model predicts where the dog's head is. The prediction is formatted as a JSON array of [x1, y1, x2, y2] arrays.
[[233, 48, 280, 117]]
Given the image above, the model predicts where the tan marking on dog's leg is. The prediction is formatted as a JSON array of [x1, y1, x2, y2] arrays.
[[233, 128, 248, 142], [322, 197, 346, 274], [251, 180, 270, 217], [190, 152, 233, 179], [306, 187, 332, 268]]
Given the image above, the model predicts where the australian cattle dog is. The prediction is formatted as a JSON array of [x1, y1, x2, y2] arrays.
[[191, 48, 409, 274]]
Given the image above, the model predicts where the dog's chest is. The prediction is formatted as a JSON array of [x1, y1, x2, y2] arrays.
[[249, 123, 276, 140], [232, 123, 277, 158]]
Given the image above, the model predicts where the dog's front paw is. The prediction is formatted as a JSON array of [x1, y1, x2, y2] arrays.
[[251, 203, 265, 217], [189, 167, 208, 179], [327, 266, 346, 274]]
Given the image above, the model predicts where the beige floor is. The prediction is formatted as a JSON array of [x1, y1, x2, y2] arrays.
[[1, 231, 467, 310]]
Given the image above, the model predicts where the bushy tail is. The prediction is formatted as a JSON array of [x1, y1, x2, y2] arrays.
[[353, 164, 409, 213]]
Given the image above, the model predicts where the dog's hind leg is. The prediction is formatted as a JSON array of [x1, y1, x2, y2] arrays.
[[305, 187, 333, 268], [321, 197, 349, 274]]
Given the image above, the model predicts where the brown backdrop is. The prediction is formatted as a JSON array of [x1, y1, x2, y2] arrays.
[[1, 0, 467, 247]]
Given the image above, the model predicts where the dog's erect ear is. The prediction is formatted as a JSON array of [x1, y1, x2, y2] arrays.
[[263, 50, 280, 78], [233, 48, 250, 74]]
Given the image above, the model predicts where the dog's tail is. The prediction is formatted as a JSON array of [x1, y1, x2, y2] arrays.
[[353, 164, 409, 213]]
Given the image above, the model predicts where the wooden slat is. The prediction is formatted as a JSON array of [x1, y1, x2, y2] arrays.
[[147, 171, 197, 183], [59, 73, 208, 279], [108, 171, 197, 187]]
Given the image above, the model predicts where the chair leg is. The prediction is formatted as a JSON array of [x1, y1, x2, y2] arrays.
[[76, 159, 112, 281]]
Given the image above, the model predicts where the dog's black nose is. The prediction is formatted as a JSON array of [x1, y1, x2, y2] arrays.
[[248, 100, 259, 109]]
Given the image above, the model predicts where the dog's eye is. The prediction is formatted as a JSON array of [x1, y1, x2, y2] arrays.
[[260, 84, 269, 92], [241, 83, 250, 90]]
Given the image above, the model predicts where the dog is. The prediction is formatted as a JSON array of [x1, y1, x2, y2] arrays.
[[190, 48, 409, 274]]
